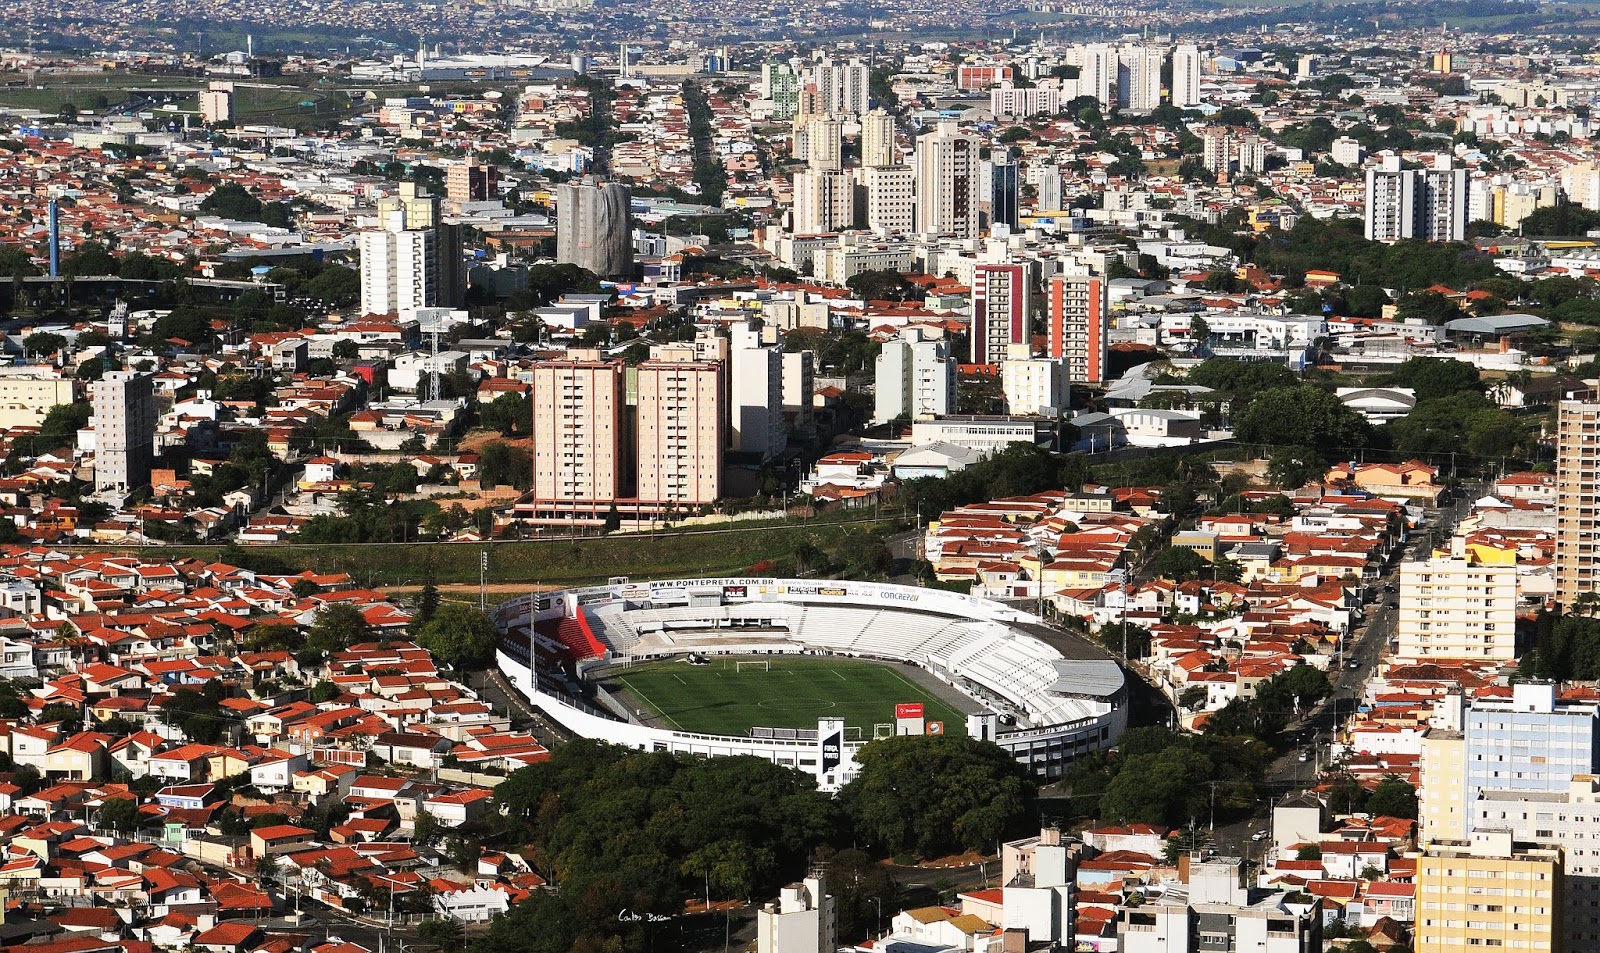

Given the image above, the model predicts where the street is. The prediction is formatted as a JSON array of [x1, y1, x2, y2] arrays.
[[1205, 483, 1479, 864]]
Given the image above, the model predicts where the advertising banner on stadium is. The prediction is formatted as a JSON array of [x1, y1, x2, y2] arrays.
[[895, 703, 925, 719], [819, 722, 843, 773]]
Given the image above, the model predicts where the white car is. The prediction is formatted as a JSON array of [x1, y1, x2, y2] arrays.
[[1251, 831, 1269, 842]]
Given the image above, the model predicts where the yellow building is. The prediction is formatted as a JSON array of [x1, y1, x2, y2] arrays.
[[1419, 728, 1467, 844], [1415, 831, 1562, 953]]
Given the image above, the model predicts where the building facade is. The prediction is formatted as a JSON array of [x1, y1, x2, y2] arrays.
[[1557, 397, 1600, 608], [1048, 272, 1109, 384], [1394, 556, 1519, 661], [91, 370, 157, 496], [970, 264, 1030, 366], [1414, 832, 1563, 953], [529, 359, 625, 524], [635, 360, 722, 510], [556, 180, 634, 278], [915, 121, 982, 239]]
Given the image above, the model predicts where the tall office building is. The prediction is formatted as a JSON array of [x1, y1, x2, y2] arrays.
[[635, 360, 722, 510], [1048, 272, 1109, 384], [1557, 396, 1600, 609], [860, 165, 915, 234], [914, 121, 982, 238], [791, 170, 855, 235], [530, 359, 625, 525], [1394, 557, 1518, 661], [446, 156, 499, 204], [860, 108, 898, 168], [1116, 44, 1163, 114], [360, 182, 465, 315], [91, 370, 157, 496], [970, 264, 1030, 366], [988, 155, 1020, 230], [1364, 153, 1468, 242], [556, 180, 634, 278], [1414, 832, 1562, 953], [730, 325, 786, 460], [874, 329, 956, 423], [762, 62, 802, 121], [1171, 44, 1202, 108]]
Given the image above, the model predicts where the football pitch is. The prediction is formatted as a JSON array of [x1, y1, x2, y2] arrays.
[[602, 656, 970, 735]]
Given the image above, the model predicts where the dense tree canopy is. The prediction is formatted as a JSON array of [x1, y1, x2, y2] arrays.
[[416, 603, 499, 669], [839, 735, 1036, 858], [1234, 385, 1371, 458], [485, 740, 837, 953]]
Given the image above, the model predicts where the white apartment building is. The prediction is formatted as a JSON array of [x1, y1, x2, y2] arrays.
[[812, 238, 915, 285], [91, 370, 156, 496], [359, 226, 439, 317], [1171, 44, 1202, 108], [990, 85, 1062, 118], [1074, 43, 1115, 109], [1472, 776, 1600, 947], [1394, 556, 1519, 661], [874, 331, 956, 424], [730, 324, 786, 460], [757, 875, 836, 953], [860, 165, 915, 234], [1364, 154, 1468, 243], [1001, 344, 1068, 416], [1116, 44, 1164, 114], [860, 108, 898, 167], [791, 170, 855, 235], [635, 360, 722, 509], [915, 121, 982, 239]]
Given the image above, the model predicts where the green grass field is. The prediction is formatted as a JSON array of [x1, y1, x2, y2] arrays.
[[605, 656, 968, 736]]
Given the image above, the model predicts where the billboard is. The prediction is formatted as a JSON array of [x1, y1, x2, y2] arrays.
[[895, 703, 925, 719], [819, 718, 844, 774]]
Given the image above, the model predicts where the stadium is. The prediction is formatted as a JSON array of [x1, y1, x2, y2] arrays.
[[494, 577, 1129, 790]]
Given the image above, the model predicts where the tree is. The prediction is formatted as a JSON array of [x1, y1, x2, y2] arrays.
[[1235, 386, 1370, 459], [1296, 844, 1322, 860], [305, 603, 371, 656], [305, 265, 361, 307], [413, 810, 443, 846], [23, 332, 67, 358], [417, 603, 499, 669], [1365, 777, 1418, 819], [417, 920, 463, 948], [1388, 357, 1480, 402], [255, 854, 280, 884], [1178, 686, 1209, 711], [416, 577, 440, 626], [309, 680, 340, 703], [99, 795, 140, 832], [332, 339, 360, 360], [1393, 290, 1464, 326], [839, 736, 1035, 857], [845, 269, 924, 302], [1149, 546, 1207, 583]]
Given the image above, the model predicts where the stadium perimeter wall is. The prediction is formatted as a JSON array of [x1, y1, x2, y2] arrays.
[[493, 578, 1127, 791]]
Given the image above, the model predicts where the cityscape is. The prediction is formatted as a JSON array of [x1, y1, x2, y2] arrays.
[[2, 4, 1600, 953]]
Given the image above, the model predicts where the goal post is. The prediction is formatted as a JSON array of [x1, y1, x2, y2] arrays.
[[735, 660, 771, 673]]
